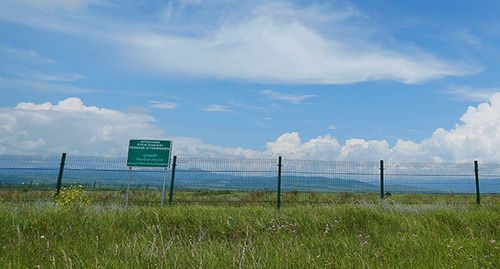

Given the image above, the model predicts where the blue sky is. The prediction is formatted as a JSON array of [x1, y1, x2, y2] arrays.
[[1, 0, 500, 161]]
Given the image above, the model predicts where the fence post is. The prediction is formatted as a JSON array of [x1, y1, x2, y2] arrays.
[[277, 156, 282, 210], [161, 167, 168, 207], [55, 153, 66, 196], [474, 160, 480, 205], [380, 160, 384, 200], [168, 156, 177, 207], [125, 167, 132, 208]]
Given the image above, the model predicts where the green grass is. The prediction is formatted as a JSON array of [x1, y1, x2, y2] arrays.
[[1, 189, 499, 206], [0, 202, 498, 268]]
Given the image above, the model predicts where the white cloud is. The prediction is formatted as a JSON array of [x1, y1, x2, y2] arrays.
[[2, 93, 500, 162], [201, 104, 231, 112], [338, 139, 390, 161], [266, 132, 342, 160], [417, 94, 500, 162], [126, 7, 474, 84], [149, 101, 178, 110], [260, 90, 315, 104], [0, 97, 164, 155], [440, 86, 499, 101], [173, 137, 261, 158], [263, 93, 500, 162], [0, 1, 479, 85], [328, 125, 337, 130]]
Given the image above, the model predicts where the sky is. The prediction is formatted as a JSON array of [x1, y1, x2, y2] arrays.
[[0, 0, 500, 162]]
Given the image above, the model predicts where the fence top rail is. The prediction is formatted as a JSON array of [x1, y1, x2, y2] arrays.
[[1, 154, 500, 166], [65, 155, 126, 159], [0, 154, 62, 159], [282, 159, 380, 165], [384, 162, 474, 166], [176, 157, 276, 162]]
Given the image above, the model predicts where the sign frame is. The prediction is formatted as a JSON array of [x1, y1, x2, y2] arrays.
[[126, 139, 173, 168]]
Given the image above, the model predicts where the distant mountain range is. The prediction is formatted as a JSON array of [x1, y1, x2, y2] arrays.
[[0, 167, 498, 193]]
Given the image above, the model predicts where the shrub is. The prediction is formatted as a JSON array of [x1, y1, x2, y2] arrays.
[[53, 185, 90, 207]]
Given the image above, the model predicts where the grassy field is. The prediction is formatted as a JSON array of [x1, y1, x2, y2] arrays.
[[0, 201, 498, 268], [1, 188, 499, 206]]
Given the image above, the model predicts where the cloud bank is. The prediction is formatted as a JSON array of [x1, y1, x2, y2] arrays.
[[0, 98, 164, 155], [126, 2, 475, 84], [1, 94, 500, 162], [266, 92, 500, 162], [0, 1, 479, 85]]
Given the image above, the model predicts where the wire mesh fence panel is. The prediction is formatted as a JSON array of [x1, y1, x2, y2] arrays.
[[478, 163, 500, 194], [384, 162, 476, 194], [63, 155, 168, 191], [63, 155, 171, 205], [281, 160, 380, 204], [0, 154, 499, 205], [0, 155, 61, 190], [173, 158, 277, 203]]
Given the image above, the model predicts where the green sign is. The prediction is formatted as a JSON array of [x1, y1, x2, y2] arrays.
[[127, 139, 172, 167]]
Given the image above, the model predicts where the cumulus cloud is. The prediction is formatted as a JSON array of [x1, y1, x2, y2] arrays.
[[2, 94, 500, 162], [263, 133, 392, 161], [265, 133, 340, 159], [264, 93, 500, 162], [0, 97, 164, 155], [173, 137, 261, 158], [418, 93, 500, 162]]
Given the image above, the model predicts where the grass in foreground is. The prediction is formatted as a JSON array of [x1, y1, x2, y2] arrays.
[[0, 203, 498, 268], [1, 189, 499, 206]]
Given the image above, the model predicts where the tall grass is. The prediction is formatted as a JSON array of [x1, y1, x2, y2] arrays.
[[0, 203, 498, 268], [1, 189, 499, 206]]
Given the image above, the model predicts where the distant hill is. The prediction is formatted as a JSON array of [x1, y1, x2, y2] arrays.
[[1, 167, 498, 193]]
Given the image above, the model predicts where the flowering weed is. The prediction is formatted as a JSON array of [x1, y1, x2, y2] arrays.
[[52, 185, 90, 207]]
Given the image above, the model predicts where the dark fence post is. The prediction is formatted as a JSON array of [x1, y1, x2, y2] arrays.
[[161, 167, 168, 207], [55, 153, 66, 196], [168, 156, 177, 207], [277, 156, 282, 210], [380, 160, 384, 200], [125, 167, 132, 208], [474, 160, 480, 205]]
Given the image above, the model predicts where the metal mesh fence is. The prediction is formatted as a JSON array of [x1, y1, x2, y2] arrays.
[[0, 154, 61, 189], [478, 163, 500, 194], [0, 154, 499, 205], [175, 158, 277, 191], [281, 159, 380, 193], [63, 155, 168, 191], [173, 158, 277, 204], [384, 162, 476, 194]]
